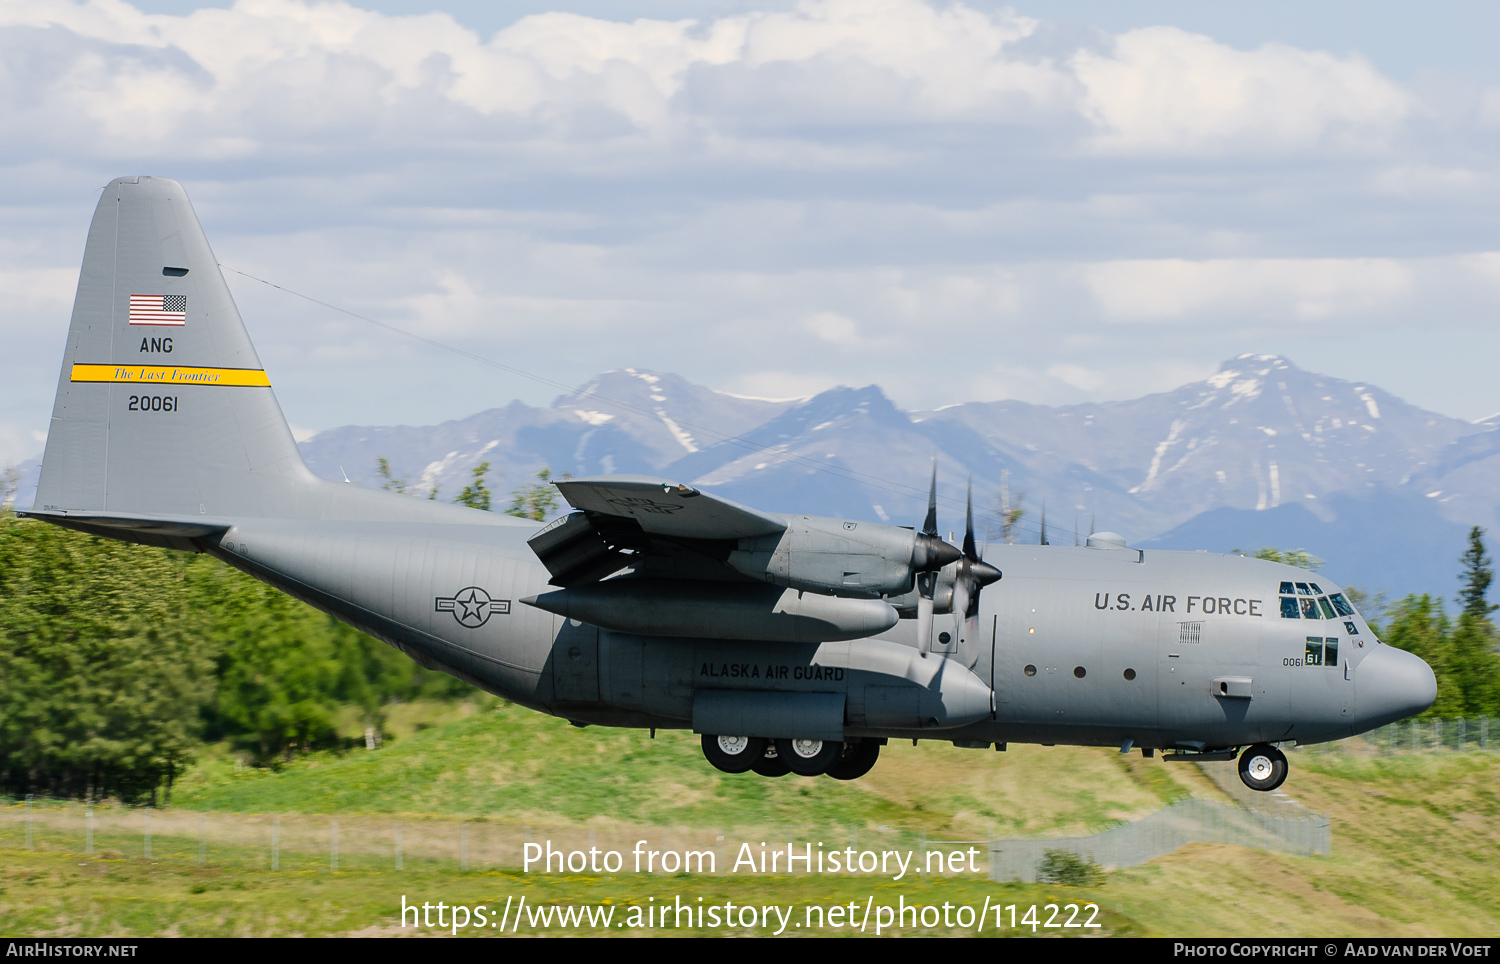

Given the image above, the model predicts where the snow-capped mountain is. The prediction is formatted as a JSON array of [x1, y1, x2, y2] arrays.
[[288, 354, 1499, 596]]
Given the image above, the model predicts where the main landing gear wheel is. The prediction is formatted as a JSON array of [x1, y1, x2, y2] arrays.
[[775, 738, 843, 776], [752, 743, 792, 777], [1238, 743, 1288, 792], [702, 734, 768, 774], [825, 740, 880, 780]]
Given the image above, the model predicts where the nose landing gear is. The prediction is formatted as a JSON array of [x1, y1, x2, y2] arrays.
[[1237, 743, 1288, 792]]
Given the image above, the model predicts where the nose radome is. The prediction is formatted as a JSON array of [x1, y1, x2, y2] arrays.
[[1357, 644, 1437, 727]]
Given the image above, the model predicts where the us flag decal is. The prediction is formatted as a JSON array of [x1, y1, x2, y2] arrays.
[[128, 294, 187, 326]]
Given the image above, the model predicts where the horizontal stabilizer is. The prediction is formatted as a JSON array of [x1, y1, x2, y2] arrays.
[[19, 508, 230, 551]]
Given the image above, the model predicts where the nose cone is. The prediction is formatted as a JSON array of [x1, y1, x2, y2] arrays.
[[1357, 644, 1437, 727]]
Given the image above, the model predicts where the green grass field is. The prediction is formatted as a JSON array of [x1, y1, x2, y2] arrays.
[[2, 699, 1497, 937]]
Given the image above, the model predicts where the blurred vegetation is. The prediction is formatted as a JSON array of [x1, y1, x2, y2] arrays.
[[0, 511, 469, 804], [1038, 849, 1107, 887], [1241, 547, 1325, 571]]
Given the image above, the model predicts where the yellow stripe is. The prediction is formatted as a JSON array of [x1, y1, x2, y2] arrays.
[[70, 364, 271, 387]]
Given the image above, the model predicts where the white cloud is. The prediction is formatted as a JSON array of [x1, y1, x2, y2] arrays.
[[1083, 258, 1414, 322], [5, 0, 1500, 452], [0, 0, 1420, 165], [803, 310, 860, 346], [1073, 27, 1413, 155]]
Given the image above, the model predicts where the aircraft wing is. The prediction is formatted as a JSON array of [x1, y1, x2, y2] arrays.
[[530, 476, 784, 587], [552, 476, 784, 539]]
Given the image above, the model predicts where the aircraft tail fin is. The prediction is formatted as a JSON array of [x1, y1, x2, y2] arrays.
[[33, 176, 316, 520]]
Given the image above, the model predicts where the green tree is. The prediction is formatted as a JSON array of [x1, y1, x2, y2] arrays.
[[506, 467, 567, 521], [374, 457, 407, 494], [1236, 547, 1325, 570], [198, 560, 473, 764], [1449, 527, 1499, 714], [1384, 594, 1460, 718], [0, 512, 215, 802], [1342, 586, 1389, 637], [454, 461, 492, 511], [1457, 526, 1497, 621]]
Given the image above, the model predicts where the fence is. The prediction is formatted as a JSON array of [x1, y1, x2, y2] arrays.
[[1301, 716, 1493, 756], [0, 800, 960, 877], [989, 797, 1330, 883]]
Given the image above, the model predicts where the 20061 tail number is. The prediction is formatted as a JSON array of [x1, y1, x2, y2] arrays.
[[128, 395, 178, 412]]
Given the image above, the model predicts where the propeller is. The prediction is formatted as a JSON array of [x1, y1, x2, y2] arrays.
[[917, 473, 1002, 653], [950, 478, 1002, 621], [915, 463, 942, 653]]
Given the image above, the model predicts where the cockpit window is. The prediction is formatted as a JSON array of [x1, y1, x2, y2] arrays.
[[1279, 581, 1294, 595], [1308, 582, 1324, 595], [1329, 593, 1354, 617], [1317, 597, 1336, 619], [1295, 582, 1313, 595], [1305, 637, 1323, 666], [1324, 637, 1339, 667], [1280, 596, 1300, 618], [1300, 597, 1322, 619]]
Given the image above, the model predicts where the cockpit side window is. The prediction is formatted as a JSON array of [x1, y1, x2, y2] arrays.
[[1329, 593, 1355, 617], [1280, 596, 1301, 618]]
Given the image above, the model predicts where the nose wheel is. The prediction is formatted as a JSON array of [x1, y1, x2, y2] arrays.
[[1237, 743, 1288, 792]]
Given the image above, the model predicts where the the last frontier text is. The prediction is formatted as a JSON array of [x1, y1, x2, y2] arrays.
[[523, 840, 983, 882]]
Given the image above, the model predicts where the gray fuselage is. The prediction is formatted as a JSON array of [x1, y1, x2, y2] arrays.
[[210, 512, 1432, 752]]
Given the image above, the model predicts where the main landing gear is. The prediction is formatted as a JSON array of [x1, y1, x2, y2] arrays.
[[1237, 743, 1288, 792], [701, 735, 882, 779]]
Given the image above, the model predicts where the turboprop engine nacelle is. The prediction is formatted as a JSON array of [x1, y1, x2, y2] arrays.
[[725, 515, 960, 598]]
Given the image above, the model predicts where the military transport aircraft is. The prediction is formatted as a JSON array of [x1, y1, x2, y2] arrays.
[[22, 177, 1437, 790]]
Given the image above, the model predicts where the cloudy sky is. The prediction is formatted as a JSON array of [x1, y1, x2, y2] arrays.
[[4, 0, 1500, 468]]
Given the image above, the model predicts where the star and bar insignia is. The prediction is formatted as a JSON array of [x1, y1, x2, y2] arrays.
[[435, 587, 510, 628]]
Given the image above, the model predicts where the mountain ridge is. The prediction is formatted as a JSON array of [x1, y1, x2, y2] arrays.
[[9, 354, 1495, 598]]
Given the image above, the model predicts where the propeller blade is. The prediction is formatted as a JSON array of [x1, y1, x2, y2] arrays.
[[1040, 502, 1049, 546], [911, 461, 961, 573], [962, 477, 977, 560], [922, 460, 939, 537], [957, 478, 1002, 619], [952, 562, 971, 623], [916, 593, 934, 653]]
